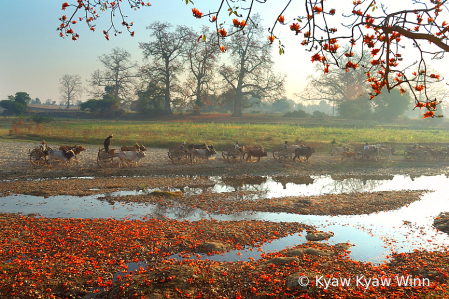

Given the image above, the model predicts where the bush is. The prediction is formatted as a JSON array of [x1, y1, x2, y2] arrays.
[[312, 111, 326, 118], [31, 114, 54, 124], [284, 109, 309, 118]]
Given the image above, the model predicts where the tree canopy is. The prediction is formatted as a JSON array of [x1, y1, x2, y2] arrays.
[[59, 0, 449, 118], [0, 92, 31, 115]]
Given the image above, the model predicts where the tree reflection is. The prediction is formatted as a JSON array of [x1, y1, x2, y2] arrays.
[[272, 176, 315, 189], [325, 175, 394, 193]]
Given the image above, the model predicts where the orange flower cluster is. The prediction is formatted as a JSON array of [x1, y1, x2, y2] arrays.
[[415, 84, 425, 92], [268, 35, 275, 43], [423, 111, 435, 118], [218, 28, 227, 37], [277, 15, 285, 24], [313, 6, 323, 13], [192, 8, 203, 19], [311, 53, 322, 63], [329, 9, 336, 15], [345, 60, 359, 70], [232, 19, 247, 28], [290, 22, 300, 34], [62, 2, 69, 10]]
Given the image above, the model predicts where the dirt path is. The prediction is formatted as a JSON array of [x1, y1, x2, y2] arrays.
[[1, 140, 448, 180]]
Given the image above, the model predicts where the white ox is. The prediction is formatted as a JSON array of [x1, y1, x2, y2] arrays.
[[118, 150, 146, 167], [331, 146, 350, 159], [189, 148, 217, 163], [48, 150, 75, 166]]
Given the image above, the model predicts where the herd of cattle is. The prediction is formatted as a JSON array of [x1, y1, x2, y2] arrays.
[[35, 141, 449, 167]]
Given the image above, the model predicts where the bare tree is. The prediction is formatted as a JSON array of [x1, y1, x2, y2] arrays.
[[89, 47, 138, 107], [184, 26, 222, 115], [297, 50, 374, 115], [139, 22, 190, 115], [219, 15, 286, 117], [58, 0, 449, 117], [59, 74, 83, 108]]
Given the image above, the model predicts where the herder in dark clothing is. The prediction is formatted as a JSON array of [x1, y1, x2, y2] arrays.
[[104, 134, 113, 153]]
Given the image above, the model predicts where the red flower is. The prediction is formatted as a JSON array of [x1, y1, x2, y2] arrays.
[[290, 23, 300, 34], [313, 6, 323, 14], [346, 60, 359, 69], [62, 2, 69, 10], [211, 15, 216, 22], [329, 9, 336, 15], [423, 111, 434, 118], [220, 45, 226, 53], [218, 28, 227, 37], [414, 85, 425, 92], [268, 35, 275, 43], [192, 8, 203, 19], [311, 53, 322, 63], [232, 19, 247, 28], [278, 15, 285, 24]]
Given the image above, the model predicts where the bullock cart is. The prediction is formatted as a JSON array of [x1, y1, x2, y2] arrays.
[[272, 145, 302, 162], [222, 147, 244, 162], [403, 145, 429, 161], [29, 145, 52, 165], [97, 148, 120, 168], [167, 147, 189, 164], [241, 145, 266, 162]]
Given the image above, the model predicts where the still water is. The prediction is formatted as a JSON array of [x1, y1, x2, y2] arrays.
[[1, 174, 449, 263]]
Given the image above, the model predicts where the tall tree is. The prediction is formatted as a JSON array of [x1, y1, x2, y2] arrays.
[[59, 74, 83, 108], [371, 89, 412, 121], [89, 47, 138, 107], [298, 50, 375, 117], [0, 92, 31, 115], [219, 15, 286, 117], [184, 26, 221, 115], [59, 0, 449, 117], [139, 22, 190, 115]]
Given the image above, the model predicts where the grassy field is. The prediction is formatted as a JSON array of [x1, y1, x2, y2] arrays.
[[1, 115, 449, 152]]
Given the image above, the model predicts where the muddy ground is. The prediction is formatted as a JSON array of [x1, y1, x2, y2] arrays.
[[1, 141, 449, 298], [2, 141, 448, 180]]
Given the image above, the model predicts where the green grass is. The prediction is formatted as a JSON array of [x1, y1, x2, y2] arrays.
[[2, 116, 449, 152]]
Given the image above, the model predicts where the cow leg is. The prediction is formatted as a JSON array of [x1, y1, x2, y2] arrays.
[[257, 157, 260, 162]]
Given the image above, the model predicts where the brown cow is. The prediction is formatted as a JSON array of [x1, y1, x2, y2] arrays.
[[58, 145, 86, 160], [341, 151, 358, 161], [246, 149, 268, 162]]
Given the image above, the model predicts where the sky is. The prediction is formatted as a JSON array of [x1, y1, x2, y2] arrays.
[[1, 1, 449, 105]]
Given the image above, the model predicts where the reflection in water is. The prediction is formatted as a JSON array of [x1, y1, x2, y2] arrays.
[[2, 174, 449, 264], [221, 176, 268, 191], [272, 176, 314, 189]]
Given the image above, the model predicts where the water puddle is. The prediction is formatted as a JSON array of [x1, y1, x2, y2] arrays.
[[1, 174, 449, 264]]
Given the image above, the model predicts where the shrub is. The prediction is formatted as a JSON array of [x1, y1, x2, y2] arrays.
[[284, 109, 309, 118]]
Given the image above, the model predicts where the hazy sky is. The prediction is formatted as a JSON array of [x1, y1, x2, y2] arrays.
[[1, 1, 448, 105]]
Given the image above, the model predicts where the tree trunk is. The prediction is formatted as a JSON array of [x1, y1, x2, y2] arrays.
[[232, 88, 243, 117], [164, 59, 172, 115]]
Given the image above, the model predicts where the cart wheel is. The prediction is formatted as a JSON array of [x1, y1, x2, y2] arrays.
[[168, 149, 187, 164], [228, 150, 242, 163], [30, 149, 47, 165], [404, 150, 413, 160], [97, 148, 112, 168]]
